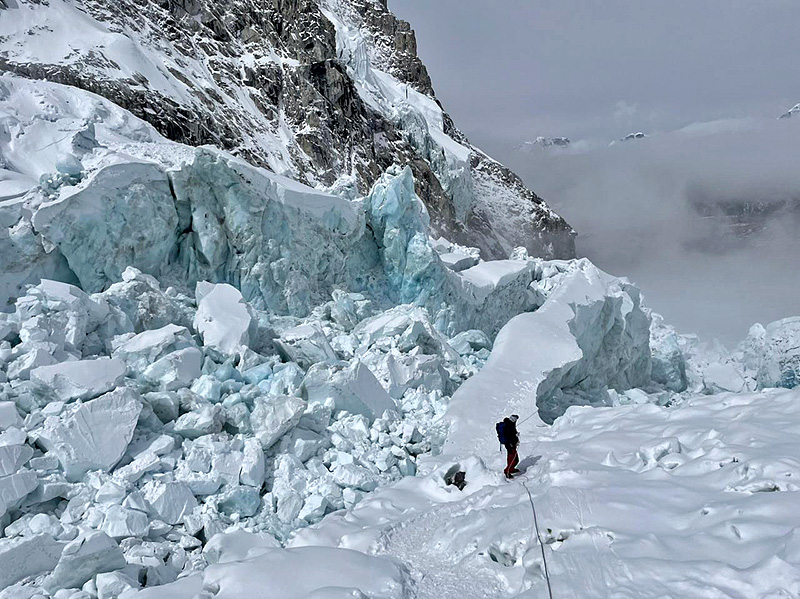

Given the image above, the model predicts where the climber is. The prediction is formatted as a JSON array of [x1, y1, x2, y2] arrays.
[[496, 414, 520, 478]]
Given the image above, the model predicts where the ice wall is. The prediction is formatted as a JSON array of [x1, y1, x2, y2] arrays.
[[443, 259, 651, 457]]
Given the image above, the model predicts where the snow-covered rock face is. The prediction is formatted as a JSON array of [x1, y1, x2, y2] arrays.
[[621, 131, 648, 141], [517, 136, 571, 151], [0, 0, 575, 261]]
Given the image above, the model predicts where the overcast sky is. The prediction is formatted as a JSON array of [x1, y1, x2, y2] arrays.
[[390, 1, 800, 344], [391, 1, 800, 152]]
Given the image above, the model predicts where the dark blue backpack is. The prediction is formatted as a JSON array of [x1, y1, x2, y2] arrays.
[[496, 421, 508, 445]]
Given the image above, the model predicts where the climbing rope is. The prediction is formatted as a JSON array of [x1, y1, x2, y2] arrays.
[[522, 480, 554, 599]]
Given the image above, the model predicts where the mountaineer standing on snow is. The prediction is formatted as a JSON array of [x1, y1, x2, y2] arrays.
[[496, 414, 520, 478]]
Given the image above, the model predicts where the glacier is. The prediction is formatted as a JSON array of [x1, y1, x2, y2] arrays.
[[0, 70, 667, 598], [2, 13, 800, 599], [0, 71, 550, 594]]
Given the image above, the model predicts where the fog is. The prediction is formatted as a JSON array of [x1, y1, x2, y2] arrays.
[[390, 1, 800, 345], [504, 119, 800, 345]]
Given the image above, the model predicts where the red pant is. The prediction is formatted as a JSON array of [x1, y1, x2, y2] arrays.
[[504, 445, 519, 476]]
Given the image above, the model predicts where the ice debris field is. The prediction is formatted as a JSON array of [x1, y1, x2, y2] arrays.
[[2, 73, 800, 599]]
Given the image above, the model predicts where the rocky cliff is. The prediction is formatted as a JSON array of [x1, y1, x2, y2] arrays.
[[0, 0, 575, 259]]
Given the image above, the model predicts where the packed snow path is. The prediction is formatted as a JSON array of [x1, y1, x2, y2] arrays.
[[365, 442, 622, 599], [378, 499, 509, 599]]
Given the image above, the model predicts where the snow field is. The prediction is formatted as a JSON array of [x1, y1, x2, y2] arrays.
[[279, 388, 800, 599]]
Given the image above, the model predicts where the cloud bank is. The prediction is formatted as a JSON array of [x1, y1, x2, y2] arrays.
[[507, 118, 800, 345]]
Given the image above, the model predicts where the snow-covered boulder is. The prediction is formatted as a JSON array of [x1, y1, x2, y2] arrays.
[[275, 323, 338, 369], [194, 282, 254, 356], [216, 486, 261, 518], [0, 443, 33, 476], [173, 405, 224, 439], [0, 402, 23, 430], [101, 504, 150, 539], [0, 534, 64, 589], [111, 324, 195, 373], [141, 481, 197, 525], [0, 469, 38, 519], [756, 317, 800, 389], [37, 388, 141, 481], [96, 571, 140, 598], [7, 348, 59, 382], [142, 347, 202, 391], [332, 463, 379, 492], [251, 395, 307, 449], [30, 358, 126, 402], [239, 438, 265, 488], [303, 361, 395, 423], [43, 530, 126, 592]]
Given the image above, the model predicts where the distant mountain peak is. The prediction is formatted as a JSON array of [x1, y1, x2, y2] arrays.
[[778, 103, 800, 119], [517, 136, 571, 152], [620, 131, 648, 141]]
